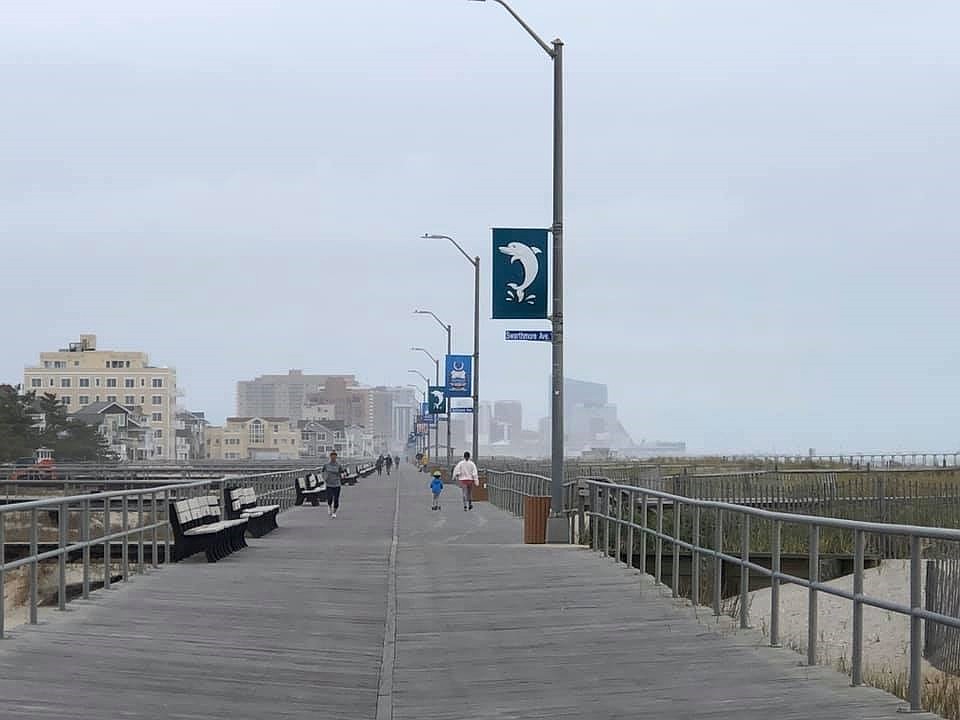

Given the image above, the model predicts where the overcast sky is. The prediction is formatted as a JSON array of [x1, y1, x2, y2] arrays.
[[3, 1, 959, 454]]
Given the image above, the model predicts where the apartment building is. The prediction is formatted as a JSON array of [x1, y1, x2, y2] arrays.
[[237, 370, 356, 423], [206, 417, 300, 461], [23, 334, 177, 460]]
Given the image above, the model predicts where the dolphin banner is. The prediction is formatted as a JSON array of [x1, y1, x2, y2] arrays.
[[492, 228, 549, 319], [428, 386, 448, 415], [444, 354, 472, 398]]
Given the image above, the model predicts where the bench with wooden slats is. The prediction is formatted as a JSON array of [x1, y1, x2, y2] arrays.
[[223, 487, 281, 537], [168, 495, 248, 562], [295, 473, 326, 506]]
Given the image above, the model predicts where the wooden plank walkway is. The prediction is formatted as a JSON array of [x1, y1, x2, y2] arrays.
[[0, 467, 939, 719]]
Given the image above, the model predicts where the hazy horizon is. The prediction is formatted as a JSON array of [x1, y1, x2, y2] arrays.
[[3, 1, 960, 455]]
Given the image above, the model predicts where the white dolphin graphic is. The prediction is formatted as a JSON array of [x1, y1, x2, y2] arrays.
[[498, 241, 542, 304], [430, 389, 445, 409]]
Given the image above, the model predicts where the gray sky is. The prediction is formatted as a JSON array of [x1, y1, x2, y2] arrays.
[[3, 1, 959, 454]]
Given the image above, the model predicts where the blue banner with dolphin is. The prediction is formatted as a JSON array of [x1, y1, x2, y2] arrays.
[[492, 228, 548, 320]]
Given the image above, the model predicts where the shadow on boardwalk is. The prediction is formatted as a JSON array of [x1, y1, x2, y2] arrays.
[[0, 468, 938, 719]]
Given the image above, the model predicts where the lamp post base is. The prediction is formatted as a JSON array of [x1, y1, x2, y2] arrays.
[[546, 516, 571, 544]]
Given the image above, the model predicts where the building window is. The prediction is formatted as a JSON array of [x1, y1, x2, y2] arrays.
[[154, 429, 163, 439], [152, 412, 162, 422], [249, 420, 264, 444], [124, 379, 135, 388], [79, 378, 90, 387], [140, 396, 145, 404], [30, 378, 41, 388], [155, 446, 163, 455], [95, 395, 101, 403], [48, 378, 55, 387], [107, 395, 117, 403], [73, 361, 79, 367], [151, 395, 162, 405], [273, 424, 279, 432], [125, 395, 135, 405], [60, 378, 71, 387], [61, 396, 71, 405], [106, 378, 117, 388], [95, 378, 101, 387], [318, 432, 327, 441], [79, 395, 89, 405], [54, 361, 66, 369], [125, 361, 131, 368], [152, 378, 163, 388]]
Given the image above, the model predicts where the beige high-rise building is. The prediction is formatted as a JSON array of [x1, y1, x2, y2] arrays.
[[205, 417, 300, 461], [237, 370, 356, 423], [23, 334, 177, 460]]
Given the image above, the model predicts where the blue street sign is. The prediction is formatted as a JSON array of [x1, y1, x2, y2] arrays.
[[505, 330, 553, 342], [445, 354, 472, 398], [428, 386, 447, 415], [450, 407, 474, 414], [492, 228, 549, 320]]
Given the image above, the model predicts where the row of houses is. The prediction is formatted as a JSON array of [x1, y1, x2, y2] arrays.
[[70, 403, 383, 461]]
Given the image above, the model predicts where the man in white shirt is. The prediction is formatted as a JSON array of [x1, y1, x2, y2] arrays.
[[452, 451, 479, 511]]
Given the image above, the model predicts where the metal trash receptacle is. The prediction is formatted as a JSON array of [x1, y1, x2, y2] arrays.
[[523, 496, 552, 544]]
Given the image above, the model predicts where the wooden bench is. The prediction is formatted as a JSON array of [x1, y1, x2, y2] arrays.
[[295, 473, 326, 506], [168, 495, 248, 563], [224, 487, 281, 537]]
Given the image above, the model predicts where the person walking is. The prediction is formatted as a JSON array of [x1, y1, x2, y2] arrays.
[[430, 470, 443, 511], [385, 454, 393, 476], [321, 450, 346, 518], [375, 455, 384, 476], [452, 451, 479, 511]]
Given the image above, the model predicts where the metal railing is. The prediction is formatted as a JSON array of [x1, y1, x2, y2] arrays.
[[485, 469, 551, 516], [0, 467, 320, 638], [572, 476, 960, 713]]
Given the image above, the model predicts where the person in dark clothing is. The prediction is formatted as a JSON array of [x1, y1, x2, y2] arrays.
[[375, 455, 384, 476], [320, 451, 347, 518], [385, 454, 393, 475]]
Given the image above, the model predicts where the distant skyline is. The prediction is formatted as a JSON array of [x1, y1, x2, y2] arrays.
[[3, 2, 960, 454]]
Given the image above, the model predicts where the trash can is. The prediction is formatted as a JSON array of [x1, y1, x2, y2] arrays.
[[473, 472, 489, 503], [523, 496, 552, 544]]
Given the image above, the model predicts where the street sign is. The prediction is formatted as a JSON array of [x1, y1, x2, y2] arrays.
[[450, 407, 474, 414], [492, 228, 549, 319], [505, 330, 553, 342]]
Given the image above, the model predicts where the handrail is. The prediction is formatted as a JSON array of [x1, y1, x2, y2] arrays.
[[0, 465, 329, 638], [574, 476, 959, 713]]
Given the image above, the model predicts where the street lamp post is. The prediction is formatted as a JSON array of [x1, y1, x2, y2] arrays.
[[472, 0, 565, 525], [423, 234, 480, 465], [406, 384, 424, 456], [411, 351, 441, 461], [415, 309, 453, 465], [408, 370, 432, 460]]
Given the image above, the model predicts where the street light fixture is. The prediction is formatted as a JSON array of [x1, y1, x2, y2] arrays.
[[423, 233, 480, 465], [415, 310, 454, 465], [470, 0, 565, 530]]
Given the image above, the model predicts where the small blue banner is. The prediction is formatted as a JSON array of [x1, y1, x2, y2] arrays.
[[492, 228, 549, 320], [505, 330, 553, 342], [445, 355, 473, 398]]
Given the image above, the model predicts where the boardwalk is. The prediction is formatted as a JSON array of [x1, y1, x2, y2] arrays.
[[0, 468, 934, 719]]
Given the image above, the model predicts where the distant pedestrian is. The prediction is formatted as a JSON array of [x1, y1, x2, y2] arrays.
[[385, 454, 393, 475], [452, 451, 479, 511], [321, 450, 347, 518], [394, 455, 401, 469], [430, 470, 444, 510], [376, 455, 384, 476]]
